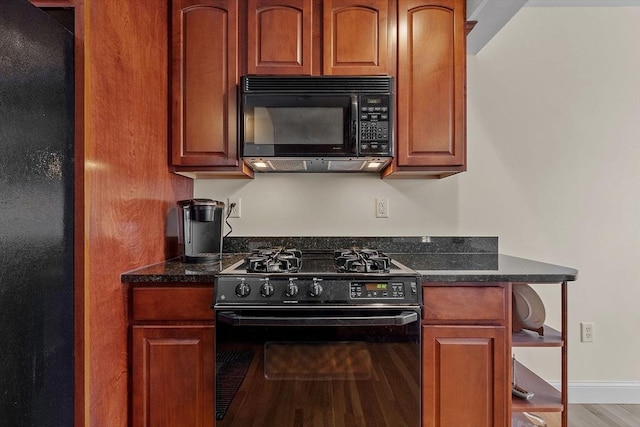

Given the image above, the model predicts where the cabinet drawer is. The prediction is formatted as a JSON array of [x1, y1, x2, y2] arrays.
[[422, 286, 506, 323], [131, 287, 214, 321]]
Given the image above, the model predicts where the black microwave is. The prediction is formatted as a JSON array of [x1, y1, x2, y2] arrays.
[[239, 75, 393, 172]]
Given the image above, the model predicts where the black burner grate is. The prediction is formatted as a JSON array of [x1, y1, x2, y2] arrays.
[[334, 249, 390, 273], [246, 248, 302, 273]]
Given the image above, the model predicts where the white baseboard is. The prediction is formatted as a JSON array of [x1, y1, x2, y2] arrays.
[[527, 0, 640, 7], [548, 381, 640, 404]]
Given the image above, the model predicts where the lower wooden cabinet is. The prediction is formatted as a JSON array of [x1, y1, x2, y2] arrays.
[[131, 325, 215, 427], [422, 325, 508, 427], [128, 285, 215, 427], [422, 284, 510, 427]]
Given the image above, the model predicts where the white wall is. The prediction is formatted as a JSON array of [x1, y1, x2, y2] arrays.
[[196, 6, 640, 400]]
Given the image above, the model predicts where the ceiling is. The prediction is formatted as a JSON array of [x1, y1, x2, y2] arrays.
[[467, 0, 640, 54]]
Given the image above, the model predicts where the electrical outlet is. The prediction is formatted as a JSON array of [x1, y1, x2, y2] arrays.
[[581, 322, 594, 342], [228, 197, 241, 218], [375, 198, 389, 218]]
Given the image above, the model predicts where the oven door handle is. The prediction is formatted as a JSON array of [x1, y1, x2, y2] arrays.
[[217, 311, 418, 327]]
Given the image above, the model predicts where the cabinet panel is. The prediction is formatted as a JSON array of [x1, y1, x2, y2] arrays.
[[422, 325, 508, 427], [131, 287, 214, 321], [423, 286, 506, 323], [248, 0, 313, 74], [392, 0, 465, 174], [323, 0, 391, 75], [171, 0, 239, 167], [131, 326, 214, 427]]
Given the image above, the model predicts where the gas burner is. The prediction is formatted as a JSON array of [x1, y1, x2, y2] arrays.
[[334, 249, 390, 273], [246, 248, 302, 273]]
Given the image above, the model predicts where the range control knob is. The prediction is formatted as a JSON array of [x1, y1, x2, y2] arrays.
[[285, 280, 298, 297], [309, 279, 323, 297], [235, 281, 251, 298], [260, 280, 274, 297]]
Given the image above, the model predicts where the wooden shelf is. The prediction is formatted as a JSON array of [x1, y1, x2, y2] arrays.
[[510, 281, 568, 427], [512, 360, 563, 413], [512, 325, 563, 347]]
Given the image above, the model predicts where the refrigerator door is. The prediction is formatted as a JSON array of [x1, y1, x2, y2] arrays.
[[0, 1, 74, 425]]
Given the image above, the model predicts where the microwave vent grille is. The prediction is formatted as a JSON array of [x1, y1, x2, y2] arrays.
[[327, 160, 366, 171], [267, 160, 308, 171], [242, 76, 392, 94]]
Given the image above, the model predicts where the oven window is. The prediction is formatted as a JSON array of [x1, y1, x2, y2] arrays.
[[264, 342, 372, 380]]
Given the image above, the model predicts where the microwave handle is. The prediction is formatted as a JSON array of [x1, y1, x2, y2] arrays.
[[350, 95, 358, 154]]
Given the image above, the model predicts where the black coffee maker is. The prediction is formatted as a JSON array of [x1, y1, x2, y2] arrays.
[[177, 199, 225, 263]]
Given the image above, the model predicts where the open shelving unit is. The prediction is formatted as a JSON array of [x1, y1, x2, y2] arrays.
[[511, 281, 568, 427]]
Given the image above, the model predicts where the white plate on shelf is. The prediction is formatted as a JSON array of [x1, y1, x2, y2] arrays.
[[513, 283, 546, 329]]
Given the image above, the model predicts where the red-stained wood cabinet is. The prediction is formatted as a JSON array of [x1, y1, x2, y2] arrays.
[[421, 284, 510, 427], [247, 0, 314, 75], [246, 0, 393, 76], [170, 0, 252, 177], [129, 286, 215, 427], [382, 0, 466, 178], [322, 0, 393, 75]]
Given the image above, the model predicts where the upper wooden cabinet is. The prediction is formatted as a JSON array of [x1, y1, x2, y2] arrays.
[[323, 0, 392, 75], [171, 0, 252, 177], [247, 0, 314, 75], [170, 0, 466, 177], [382, 0, 466, 178], [246, 0, 393, 76]]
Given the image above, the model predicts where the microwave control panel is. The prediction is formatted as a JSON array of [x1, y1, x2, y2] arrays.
[[359, 94, 391, 155]]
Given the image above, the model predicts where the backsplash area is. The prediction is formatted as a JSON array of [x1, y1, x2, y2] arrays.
[[222, 236, 498, 254], [194, 173, 462, 237]]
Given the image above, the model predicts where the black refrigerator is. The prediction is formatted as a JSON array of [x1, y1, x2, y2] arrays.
[[0, 1, 75, 425]]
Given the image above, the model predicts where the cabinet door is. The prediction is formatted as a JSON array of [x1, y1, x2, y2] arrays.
[[131, 326, 214, 427], [422, 325, 508, 427], [396, 0, 465, 168], [247, 0, 313, 75], [323, 0, 391, 75], [171, 0, 239, 167]]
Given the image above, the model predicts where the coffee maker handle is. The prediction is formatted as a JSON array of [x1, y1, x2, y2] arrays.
[[185, 208, 191, 244]]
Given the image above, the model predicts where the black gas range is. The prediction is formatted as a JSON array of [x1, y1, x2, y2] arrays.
[[213, 248, 422, 425], [214, 247, 421, 307]]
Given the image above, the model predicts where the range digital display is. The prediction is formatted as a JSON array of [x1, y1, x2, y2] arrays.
[[365, 283, 388, 291]]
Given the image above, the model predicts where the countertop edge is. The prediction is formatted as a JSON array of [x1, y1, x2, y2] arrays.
[[121, 253, 578, 285]]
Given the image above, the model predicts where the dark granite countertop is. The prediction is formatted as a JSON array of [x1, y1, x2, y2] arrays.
[[390, 253, 577, 283], [121, 253, 244, 284], [121, 237, 577, 285]]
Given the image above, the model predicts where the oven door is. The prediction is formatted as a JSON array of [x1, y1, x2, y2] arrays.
[[214, 308, 421, 427]]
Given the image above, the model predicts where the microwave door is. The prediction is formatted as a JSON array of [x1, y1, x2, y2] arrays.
[[242, 95, 354, 157]]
